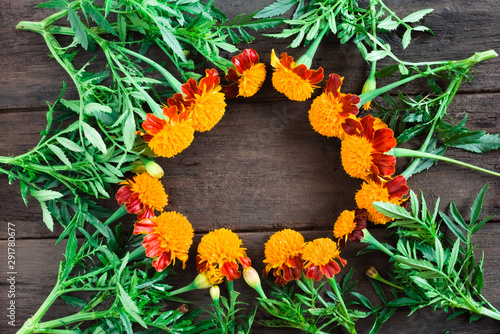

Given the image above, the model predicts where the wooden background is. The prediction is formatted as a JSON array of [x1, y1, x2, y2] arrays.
[[1, 0, 499, 333]]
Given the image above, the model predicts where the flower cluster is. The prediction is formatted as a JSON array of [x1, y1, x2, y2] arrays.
[[263, 229, 346, 285]]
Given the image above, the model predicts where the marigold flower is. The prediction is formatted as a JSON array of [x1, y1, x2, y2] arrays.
[[134, 211, 194, 271], [196, 228, 251, 285], [169, 69, 226, 132], [302, 238, 346, 281], [224, 49, 267, 98], [341, 115, 397, 180], [115, 172, 168, 219], [333, 208, 368, 248], [355, 175, 410, 225], [141, 104, 194, 158], [263, 229, 305, 286], [309, 73, 360, 139], [270, 49, 324, 101]]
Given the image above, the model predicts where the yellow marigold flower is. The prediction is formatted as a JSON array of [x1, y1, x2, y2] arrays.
[[302, 238, 346, 281], [341, 115, 397, 180], [134, 211, 194, 272], [224, 49, 267, 98], [141, 105, 194, 158], [196, 228, 251, 285], [333, 208, 368, 248], [169, 69, 226, 132], [263, 229, 305, 286], [115, 172, 168, 219], [355, 175, 409, 225], [309, 73, 360, 139], [270, 49, 324, 101]]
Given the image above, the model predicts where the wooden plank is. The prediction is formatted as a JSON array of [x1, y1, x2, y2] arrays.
[[0, 92, 498, 239], [2, 227, 500, 333], [1, 0, 500, 110]]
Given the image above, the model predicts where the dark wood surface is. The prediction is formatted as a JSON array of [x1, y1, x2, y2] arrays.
[[1, 0, 499, 333]]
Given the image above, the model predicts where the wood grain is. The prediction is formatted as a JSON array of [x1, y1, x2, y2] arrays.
[[0, 0, 499, 333]]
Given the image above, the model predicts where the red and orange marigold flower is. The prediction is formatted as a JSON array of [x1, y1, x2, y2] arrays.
[[333, 208, 368, 248], [141, 104, 194, 158], [302, 238, 346, 281], [263, 229, 305, 286], [309, 73, 360, 139], [196, 228, 251, 285], [134, 211, 194, 272], [115, 172, 168, 219], [169, 69, 226, 132], [341, 115, 397, 180], [355, 175, 410, 225], [224, 49, 267, 98], [270, 49, 324, 101]]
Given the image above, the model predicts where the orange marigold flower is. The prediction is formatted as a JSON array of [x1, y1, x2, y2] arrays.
[[141, 104, 194, 158], [263, 229, 305, 286], [196, 228, 251, 285], [270, 49, 324, 101], [134, 211, 194, 271], [355, 175, 410, 225], [115, 172, 168, 219], [341, 115, 397, 180], [224, 49, 267, 98], [302, 238, 346, 281], [309, 73, 360, 139], [169, 69, 226, 132], [333, 208, 368, 248]]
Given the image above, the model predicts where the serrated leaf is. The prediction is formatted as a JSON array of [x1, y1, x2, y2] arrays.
[[56, 137, 84, 152], [470, 184, 488, 225], [84, 102, 112, 114], [453, 133, 500, 153], [434, 238, 444, 271], [447, 239, 461, 276], [411, 276, 435, 291], [61, 295, 87, 309], [67, 8, 89, 50], [82, 2, 117, 36], [378, 17, 399, 31], [373, 201, 413, 220], [254, 0, 296, 19], [328, 11, 337, 33], [290, 29, 305, 48], [123, 113, 136, 151], [31, 189, 63, 201], [82, 122, 107, 154], [156, 17, 187, 62], [40, 201, 54, 231], [47, 144, 72, 168], [402, 29, 412, 49], [439, 211, 466, 243], [366, 50, 390, 62], [117, 283, 147, 328], [402, 8, 434, 23]]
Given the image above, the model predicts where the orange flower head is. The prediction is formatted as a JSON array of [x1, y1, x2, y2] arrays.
[[341, 115, 397, 180], [169, 69, 226, 132], [355, 175, 410, 225], [224, 49, 267, 98], [141, 104, 194, 158], [333, 208, 368, 248], [196, 228, 251, 285], [302, 238, 346, 281], [134, 211, 194, 271], [115, 172, 168, 219], [309, 74, 360, 139], [263, 229, 305, 286], [270, 49, 324, 101]]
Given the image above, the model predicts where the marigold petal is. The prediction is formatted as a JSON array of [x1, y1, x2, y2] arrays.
[[152, 251, 172, 272], [134, 218, 156, 235], [372, 153, 397, 177]]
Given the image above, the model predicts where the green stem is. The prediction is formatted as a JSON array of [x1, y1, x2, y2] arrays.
[[360, 229, 394, 257], [329, 278, 356, 334], [296, 25, 329, 68], [358, 50, 498, 107], [37, 311, 112, 330], [16, 280, 63, 334], [390, 148, 500, 177]]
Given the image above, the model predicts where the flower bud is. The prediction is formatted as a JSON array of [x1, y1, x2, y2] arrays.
[[177, 304, 189, 314], [361, 74, 376, 110], [144, 160, 164, 178], [366, 266, 380, 279], [210, 285, 220, 303], [130, 160, 146, 174], [243, 267, 261, 290], [192, 273, 212, 290]]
